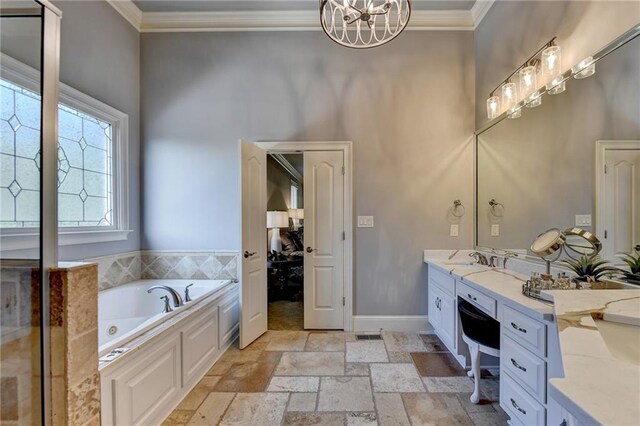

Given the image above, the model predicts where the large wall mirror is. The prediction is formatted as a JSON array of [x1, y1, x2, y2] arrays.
[[476, 25, 640, 265]]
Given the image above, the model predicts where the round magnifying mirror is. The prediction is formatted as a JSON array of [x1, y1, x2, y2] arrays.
[[530, 228, 566, 257], [563, 227, 602, 260]]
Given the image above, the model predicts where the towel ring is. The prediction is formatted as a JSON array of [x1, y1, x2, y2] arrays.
[[452, 200, 465, 218], [488, 199, 505, 217]]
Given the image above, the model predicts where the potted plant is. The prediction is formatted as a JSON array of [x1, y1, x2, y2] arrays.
[[619, 251, 640, 285], [562, 255, 620, 288]]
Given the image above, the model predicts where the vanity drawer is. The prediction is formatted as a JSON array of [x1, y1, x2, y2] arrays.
[[503, 306, 546, 357], [456, 281, 496, 318], [429, 266, 455, 297], [501, 373, 546, 426], [502, 335, 546, 402]]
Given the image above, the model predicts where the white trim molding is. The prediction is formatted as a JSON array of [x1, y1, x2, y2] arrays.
[[353, 315, 430, 333], [107, 0, 494, 33]]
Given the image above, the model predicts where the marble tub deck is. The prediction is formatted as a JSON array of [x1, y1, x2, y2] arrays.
[[163, 331, 509, 426]]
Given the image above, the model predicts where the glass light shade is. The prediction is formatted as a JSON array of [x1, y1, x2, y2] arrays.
[[501, 82, 518, 111], [547, 76, 566, 95], [267, 211, 289, 228], [519, 66, 537, 98], [542, 45, 562, 81], [573, 56, 596, 79], [486, 96, 501, 119], [507, 106, 521, 119]]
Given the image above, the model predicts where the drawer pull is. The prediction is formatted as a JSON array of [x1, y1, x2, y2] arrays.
[[510, 358, 527, 372], [467, 293, 477, 302], [510, 398, 527, 415], [511, 322, 527, 333]]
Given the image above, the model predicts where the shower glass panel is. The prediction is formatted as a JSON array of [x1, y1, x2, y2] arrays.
[[0, 1, 44, 423]]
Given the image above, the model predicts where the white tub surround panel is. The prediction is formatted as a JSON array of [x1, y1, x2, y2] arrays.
[[545, 290, 640, 426]]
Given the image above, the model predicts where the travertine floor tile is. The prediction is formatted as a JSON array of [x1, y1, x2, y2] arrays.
[[382, 331, 427, 352], [402, 393, 473, 425], [162, 409, 194, 425], [213, 352, 281, 392], [411, 352, 467, 377], [423, 377, 475, 393], [265, 331, 309, 351], [456, 393, 496, 414], [275, 352, 344, 376], [187, 393, 235, 426], [287, 393, 317, 412], [346, 341, 389, 362], [479, 376, 500, 402], [268, 376, 319, 392], [374, 393, 411, 426], [220, 392, 288, 426], [370, 363, 425, 393], [347, 412, 377, 425], [420, 334, 449, 352], [345, 363, 369, 376], [467, 411, 510, 426], [283, 412, 344, 426], [317, 377, 374, 412], [305, 333, 345, 351], [388, 351, 413, 363]]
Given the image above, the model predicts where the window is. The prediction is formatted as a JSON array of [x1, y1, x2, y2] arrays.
[[1, 54, 130, 249], [290, 182, 298, 209]]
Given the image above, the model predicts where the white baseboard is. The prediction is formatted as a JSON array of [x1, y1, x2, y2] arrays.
[[352, 315, 429, 333]]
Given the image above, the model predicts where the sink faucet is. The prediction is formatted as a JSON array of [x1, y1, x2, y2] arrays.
[[148, 285, 184, 308], [502, 251, 518, 269], [488, 255, 499, 268], [469, 252, 489, 265]]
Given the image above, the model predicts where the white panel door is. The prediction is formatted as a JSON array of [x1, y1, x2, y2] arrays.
[[240, 140, 267, 348], [602, 148, 640, 259], [304, 151, 344, 329]]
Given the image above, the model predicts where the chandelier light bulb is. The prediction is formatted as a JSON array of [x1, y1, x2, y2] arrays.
[[486, 96, 501, 120]]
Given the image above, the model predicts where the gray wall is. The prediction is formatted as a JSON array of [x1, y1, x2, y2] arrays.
[[475, 0, 640, 128], [141, 31, 475, 315], [477, 35, 640, 250], [0, 1, 140, 260]]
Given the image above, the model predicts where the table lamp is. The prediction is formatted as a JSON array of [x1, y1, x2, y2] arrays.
[[267, 211, 289, 252]]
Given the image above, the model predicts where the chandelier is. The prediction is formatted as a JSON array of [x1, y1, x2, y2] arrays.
[[320, 0, 412, 49]]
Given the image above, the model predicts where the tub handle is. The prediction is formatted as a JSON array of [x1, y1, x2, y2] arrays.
[[160, 295, 173, 313], [185, 283, 194, 303]]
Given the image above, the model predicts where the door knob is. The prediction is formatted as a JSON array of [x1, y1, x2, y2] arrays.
[[634, 244, 640, 251], [306, 247, 314, 253], [243, 251, 256, 258]]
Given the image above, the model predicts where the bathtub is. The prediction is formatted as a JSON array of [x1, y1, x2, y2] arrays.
[[99, 278, 239, 425], [98, 279, 233, 356]]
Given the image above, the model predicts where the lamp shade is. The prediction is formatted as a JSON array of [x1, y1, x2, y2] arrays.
[[289, 208, 304, 220], [267, 211, 288, 229]]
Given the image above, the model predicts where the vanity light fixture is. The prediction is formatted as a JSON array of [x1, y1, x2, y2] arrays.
[[572, 56, 596, 79], [542, 44, 566, 94], [501, 82, 521, 119], [519, 65, 542, 108], [486, 96, 501, 120], [320, 0, 411, 49]]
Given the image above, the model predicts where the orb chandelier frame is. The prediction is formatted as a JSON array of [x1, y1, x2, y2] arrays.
[[320, 0, 412, 49]]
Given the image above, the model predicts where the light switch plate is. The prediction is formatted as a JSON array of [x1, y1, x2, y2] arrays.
[[575, 214, 592, 227], [357, 216, 374, 228], [491, 224, 500, 236], [450, 224, 459, 237]]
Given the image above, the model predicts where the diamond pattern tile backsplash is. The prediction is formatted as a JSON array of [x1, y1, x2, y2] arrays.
[[86, 251, 238, 291]]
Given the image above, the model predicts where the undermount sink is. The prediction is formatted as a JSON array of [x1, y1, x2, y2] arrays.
[[594, 319, 640, 366]]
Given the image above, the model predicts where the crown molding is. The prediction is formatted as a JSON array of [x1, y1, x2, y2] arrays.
[[106, 0, 491, 33]]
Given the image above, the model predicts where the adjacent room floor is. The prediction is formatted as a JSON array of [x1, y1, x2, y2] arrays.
[[268, 301, 304, 331], [162, 331, 508, 425]]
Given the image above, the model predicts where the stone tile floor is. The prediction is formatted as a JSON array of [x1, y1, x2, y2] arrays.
[[163, 331, 509, 425]]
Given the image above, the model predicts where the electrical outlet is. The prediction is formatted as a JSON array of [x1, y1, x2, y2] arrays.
[[491, 224, 500, 236], [450, 224, 459, 237], [575, 214, 592, 227], [357, 216, 374, 228]]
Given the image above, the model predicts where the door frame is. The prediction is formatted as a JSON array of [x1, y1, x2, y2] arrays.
[[256, 141, 354, 331], [595, 140, 640, 261]]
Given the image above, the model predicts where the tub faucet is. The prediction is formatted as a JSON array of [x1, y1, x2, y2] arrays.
[[184, 283, 194, 303], [469, 252, 489, 265], [159, 295, 173, 313], [148, 285, 184, 308]]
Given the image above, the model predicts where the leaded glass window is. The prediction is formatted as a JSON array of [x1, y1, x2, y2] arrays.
[[1, 77, 114, 228]]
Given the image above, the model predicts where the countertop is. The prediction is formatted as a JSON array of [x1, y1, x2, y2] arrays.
[[544, 290, 640, 426]]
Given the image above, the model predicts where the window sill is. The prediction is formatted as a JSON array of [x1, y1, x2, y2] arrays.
[[1, 229, 133, 251]]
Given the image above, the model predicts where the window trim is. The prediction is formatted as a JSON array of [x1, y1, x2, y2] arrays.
[[0, 53, 131, 250]]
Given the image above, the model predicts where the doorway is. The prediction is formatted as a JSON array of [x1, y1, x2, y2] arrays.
[[239, 141, 353, 348]]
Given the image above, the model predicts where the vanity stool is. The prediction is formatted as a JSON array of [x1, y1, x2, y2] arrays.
[[458, 298, 501, 404]]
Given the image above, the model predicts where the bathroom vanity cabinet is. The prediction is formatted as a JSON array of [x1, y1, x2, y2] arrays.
[[426, 261, 565, 426]]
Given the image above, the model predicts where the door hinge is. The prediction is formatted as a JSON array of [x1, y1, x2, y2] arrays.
[[604, 164, 608, 174], [342, 297, 346, 306], [342, 231, 346, 241], [342, 166, 345, 175], [604, 230, 608, 239]]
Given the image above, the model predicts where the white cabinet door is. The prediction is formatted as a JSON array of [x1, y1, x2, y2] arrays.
[[428, 281, 441, 330], [219, 291, 240, 347], [182, 306, 219, 389], [439, 292, 456, 350]]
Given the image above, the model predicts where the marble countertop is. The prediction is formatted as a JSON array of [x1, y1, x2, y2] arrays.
[[544, 290, 640, 426], [423, 250, 554, 320]]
